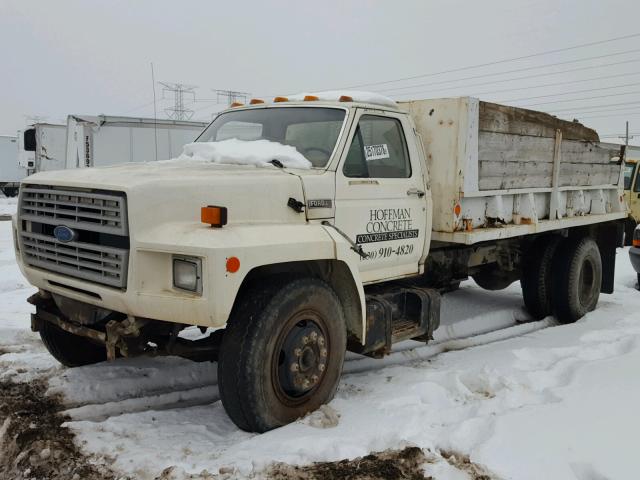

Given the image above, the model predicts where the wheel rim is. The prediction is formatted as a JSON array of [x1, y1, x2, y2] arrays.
[[272, 309, 329, 406], [578, 257, 596, 306]]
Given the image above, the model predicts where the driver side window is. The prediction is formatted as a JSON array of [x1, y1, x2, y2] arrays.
[[343, 115, 411, 179]]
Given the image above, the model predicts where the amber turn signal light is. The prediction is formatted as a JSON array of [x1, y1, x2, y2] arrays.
[[339, 95, 353, 102], [633, 238, 640, 247], [230, 102, 244, 108], [249, 98, 264, 105], [226, 256, 240, 273], [273, 96, 289, 102], [304, 95, 319, 101], [201, 205, 228, 228]]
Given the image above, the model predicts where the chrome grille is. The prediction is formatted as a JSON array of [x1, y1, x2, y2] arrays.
[[20, 186, 128, 236], [19, 185, 129, 289], [20, 232, 129, 288]]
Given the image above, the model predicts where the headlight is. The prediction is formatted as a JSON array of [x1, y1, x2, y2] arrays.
[[172, 256, 202, 294]]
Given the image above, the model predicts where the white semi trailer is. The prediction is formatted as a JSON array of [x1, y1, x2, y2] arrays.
[[14, 93, 627, 433], [65, 115, 207, 169], [17, 123, 67, 175], [0, 135, 22, 197]]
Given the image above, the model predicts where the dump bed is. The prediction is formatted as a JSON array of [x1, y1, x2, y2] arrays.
[[399, 97, 626, 245]]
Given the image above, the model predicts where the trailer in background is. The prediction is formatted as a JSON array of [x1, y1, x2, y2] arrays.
[[65, 115, 207, 168], [0, 135, 22, 197], [17, 123, 67, 175]]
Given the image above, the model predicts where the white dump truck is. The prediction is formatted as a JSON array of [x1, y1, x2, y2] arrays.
[[13, 93, 626, 433], [65, 115, 207, 168], [18, 123, 67, 175], [0, 135, 22, 197]]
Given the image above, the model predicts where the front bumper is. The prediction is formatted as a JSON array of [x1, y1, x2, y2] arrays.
[[630, 247, 640, 273]]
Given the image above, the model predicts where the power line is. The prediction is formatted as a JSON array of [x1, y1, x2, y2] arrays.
[[395, 70, 640, 99], [578, 112, 640, 120], [548, 101, 640, 113], [500, 82, 640, 103], [555, 106, 640, 116], [520, 91, 640, 107], [340, 32, 640, 89], [382, 50, 640, 95], [390, 58, 640, 97], [469, 72, 640, 97]]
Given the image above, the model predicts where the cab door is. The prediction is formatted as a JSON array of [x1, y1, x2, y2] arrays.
[[631, 163, 640, 223], [333, 109, 428, 283]]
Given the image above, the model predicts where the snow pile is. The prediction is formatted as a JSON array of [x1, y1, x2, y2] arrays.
[[0, 196, 18, 217], [176, 139, 312, 169], [288, 90, 398, 109]]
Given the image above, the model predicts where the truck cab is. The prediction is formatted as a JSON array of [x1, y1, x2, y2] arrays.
[[624, 151, 640, 241]]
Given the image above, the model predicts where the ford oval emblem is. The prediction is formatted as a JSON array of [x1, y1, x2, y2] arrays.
[[53, 225, 77, 243]]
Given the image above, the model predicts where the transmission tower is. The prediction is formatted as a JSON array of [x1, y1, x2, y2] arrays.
[[159, 82, 197, 120], [213, 89, 251, 105]]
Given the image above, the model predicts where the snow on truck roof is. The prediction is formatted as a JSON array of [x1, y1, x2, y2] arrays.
[[230, 91, 398, 110]]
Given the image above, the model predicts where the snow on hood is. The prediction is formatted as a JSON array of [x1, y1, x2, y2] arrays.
[[288, 90, 398, 109], [173, 139, 312, 169]]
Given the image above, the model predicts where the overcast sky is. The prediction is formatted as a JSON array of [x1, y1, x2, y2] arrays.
[[1, 0, 639, 144]]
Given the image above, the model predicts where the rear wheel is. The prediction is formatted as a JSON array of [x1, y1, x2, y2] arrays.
[[521, 236, 561, 320], [218, 277, 346, 432], [40, 321, 107, 367], [552, 237, 602, 323], [1, 186, 18, 197]]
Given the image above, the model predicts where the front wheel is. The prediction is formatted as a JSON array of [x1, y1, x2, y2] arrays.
[[40, 321, 107, 367], [218, 277, 346, 433]]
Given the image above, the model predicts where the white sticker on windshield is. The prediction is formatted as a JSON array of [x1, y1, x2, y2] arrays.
[[364, 144, 389, 161]]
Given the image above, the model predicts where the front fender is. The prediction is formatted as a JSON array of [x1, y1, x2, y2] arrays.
[[133, 221, 366, 328]]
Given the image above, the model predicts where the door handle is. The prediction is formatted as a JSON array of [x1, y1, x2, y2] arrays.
[[407, 188, 425, 198]]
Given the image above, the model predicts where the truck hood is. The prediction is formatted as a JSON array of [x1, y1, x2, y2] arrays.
[[23, 160, 313, 227]]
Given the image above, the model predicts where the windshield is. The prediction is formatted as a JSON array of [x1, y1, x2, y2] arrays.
[[624, 162, 636, 190], [196, 107, 346, 168]]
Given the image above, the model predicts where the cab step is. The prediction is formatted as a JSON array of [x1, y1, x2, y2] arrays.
[[348, 285, 441, 358]]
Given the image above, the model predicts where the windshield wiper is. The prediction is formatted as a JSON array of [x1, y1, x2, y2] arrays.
[[270, 159, 284, 168]]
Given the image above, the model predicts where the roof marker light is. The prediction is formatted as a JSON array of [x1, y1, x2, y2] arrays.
[[273, 96, 289, 103], [249, 98, 265, 105], [304, 95, 319, 101], [339, 95, 354, 102], [230, 102, 244, 108]]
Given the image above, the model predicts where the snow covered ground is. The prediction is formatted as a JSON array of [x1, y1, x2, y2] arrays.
[[1, 195, 640, 479]]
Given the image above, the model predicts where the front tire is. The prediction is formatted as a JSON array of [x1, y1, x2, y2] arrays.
[[552, 237, 602, 323], [218, 277, 346, 433], [40, 321, 107, 367]]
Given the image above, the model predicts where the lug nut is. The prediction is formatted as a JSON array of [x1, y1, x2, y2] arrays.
[[302, 336, 309, 345], [310, 332, 318, 342], [302, 379, 310, 389], [290, 363, 299, 372], [318, 363, 325, 372], [318, 337, 325, 346], [294, 348, 302, 357], [311, 374, 319, 383], [320, 348, 328, 358]]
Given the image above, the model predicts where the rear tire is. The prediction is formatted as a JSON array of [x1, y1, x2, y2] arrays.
[[40, 321, 107, 367], [521, 236, 561, 320], [551, 237, 602, 323], [218, 277, 346, 433], [1, 186, 18, 197]]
